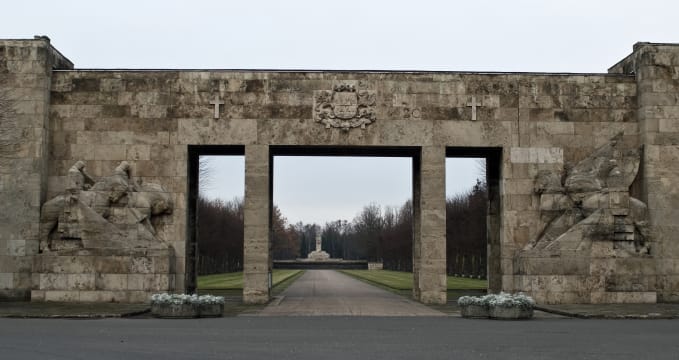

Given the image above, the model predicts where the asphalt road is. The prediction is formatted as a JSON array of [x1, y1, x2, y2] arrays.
[[258, 270, 443, 316], [1, 316, 678, 359]]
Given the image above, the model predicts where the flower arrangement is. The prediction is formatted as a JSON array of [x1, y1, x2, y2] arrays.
[[457, 292, 535, 319], [150, 293, 225, 305], [457, 294, 493, 307], [197, 294, 226, 305], [150, 293, 225, 318], [457, 294, 493, 318], [486, 292, 535, 310]]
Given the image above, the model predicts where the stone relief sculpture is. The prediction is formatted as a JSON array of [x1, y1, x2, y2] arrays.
[[525, 133, 651, 256], [313, 84, 376, 130], [39, 161, 173, 252]]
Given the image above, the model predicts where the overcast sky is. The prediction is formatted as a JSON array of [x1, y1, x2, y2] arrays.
[[3, 0, 676, 71], [3, 0, 677, 224]]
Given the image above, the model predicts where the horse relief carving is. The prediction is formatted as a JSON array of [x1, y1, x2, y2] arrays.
[[526, 133, 651, 256], [39, 161, 174, 252]]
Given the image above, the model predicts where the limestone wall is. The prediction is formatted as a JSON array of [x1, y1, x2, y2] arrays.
[[43, 66, 640, 303], [611, 43, 679, 302], [0, 38, 72, 300], [5, 38, 677, 304], [505, 74, 643, 304]]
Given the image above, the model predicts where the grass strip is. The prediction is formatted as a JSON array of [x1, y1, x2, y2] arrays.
[[339, 270, 487, 291], [197, 270, 305, 316], [340, 270, 413, 290], [198, 269, 303, 290]]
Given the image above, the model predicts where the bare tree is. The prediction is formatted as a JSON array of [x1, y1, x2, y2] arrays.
[[197, 197, 244, 274], [353, 203, 383, 261], [198, 156, 213, 194], [475, 158, 487, 184]]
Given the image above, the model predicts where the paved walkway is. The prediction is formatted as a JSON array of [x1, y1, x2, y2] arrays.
[[256, 270, 444, 316], [537, 303, 679, 319], [0, 302, 148, 318]]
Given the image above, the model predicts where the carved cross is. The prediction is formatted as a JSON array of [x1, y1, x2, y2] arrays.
[[466, 96, 482, 121], [209, 95, 224, 119]]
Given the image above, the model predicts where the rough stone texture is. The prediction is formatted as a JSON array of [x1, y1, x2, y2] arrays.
[[29, 159, 176, 302], [0, 37, 72, 300], [40, 160, 174, 252], [242, 144, 271, 304], [610, 43, 679, 302], [31, 248, 174, 302], [2, 38, 678, 304], [413, 146, 447, 304], [513, 132, 653, 304]]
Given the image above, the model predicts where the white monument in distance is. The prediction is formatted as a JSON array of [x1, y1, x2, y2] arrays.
[[307, 225, 330, 261]]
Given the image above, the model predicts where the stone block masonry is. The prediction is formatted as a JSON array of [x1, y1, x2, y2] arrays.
[[0, 37, 72, 300], [1, 37, 678, 304], [610, 43, 679, 302], [31, 248, 174, 302]]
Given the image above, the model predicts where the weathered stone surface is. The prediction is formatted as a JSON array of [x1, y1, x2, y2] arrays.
[[31, 249, 174, 302], [524, 133, 650, 254], [0, 38, 72, 300], [313, 83, 376, 130], [39, 160, 174, 253], [242, 144, 270, 304], [1, 38, 678, 304]]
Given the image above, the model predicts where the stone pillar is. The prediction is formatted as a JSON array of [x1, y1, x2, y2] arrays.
[[242, 144, 271, 304], [0, 37, 72, 300], [624, 43, 679, 302], [412, 146, 446, 304]]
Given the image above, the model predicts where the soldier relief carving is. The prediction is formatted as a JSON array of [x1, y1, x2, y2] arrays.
[[526, 133, 651, 256], [39, 161, 174, 253], [313, 84, 376, 131]]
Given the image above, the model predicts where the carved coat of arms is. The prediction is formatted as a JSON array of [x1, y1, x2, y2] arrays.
[[314, 84, 376, 130]]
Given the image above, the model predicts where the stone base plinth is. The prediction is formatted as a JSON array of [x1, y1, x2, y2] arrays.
[[31, 248, 175, 303], [460, 304, 489, 318], [489, 306, 533, 320], [418, 290, 447, 305], [151, 303, 198, 318], [199, 303, 224, 317], [307, 250, 330, 261], [514, 253, 658, 304], [150, 303, 224, 318], [590, 291, 657, 304]]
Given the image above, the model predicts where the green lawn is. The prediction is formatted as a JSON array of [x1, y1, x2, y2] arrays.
[[198, 269, 302, 290], [446, 276, 487, 290], [340, 270, 487, 290], [340, 270, 413, 290]]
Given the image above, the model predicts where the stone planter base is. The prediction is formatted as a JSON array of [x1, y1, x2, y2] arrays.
[[199, 303, 224, 317], [151, 302, 224, 318], [460, 304, 489, 318], [151, 303, 199, 318], [489, 306, 533, 320]]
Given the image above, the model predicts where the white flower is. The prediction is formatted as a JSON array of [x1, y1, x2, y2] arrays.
[[150, 293, 225, 305], [457, 292, 535, 309], [198, 295, 225, 305]]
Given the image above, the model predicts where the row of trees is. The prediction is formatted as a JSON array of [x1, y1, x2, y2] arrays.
[[446, 180, 487, 278], [197, 181, 487, 277], [196, 197, 244, 275]]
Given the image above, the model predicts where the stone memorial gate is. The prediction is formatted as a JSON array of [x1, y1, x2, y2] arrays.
[[1, 36, 679, 305]]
